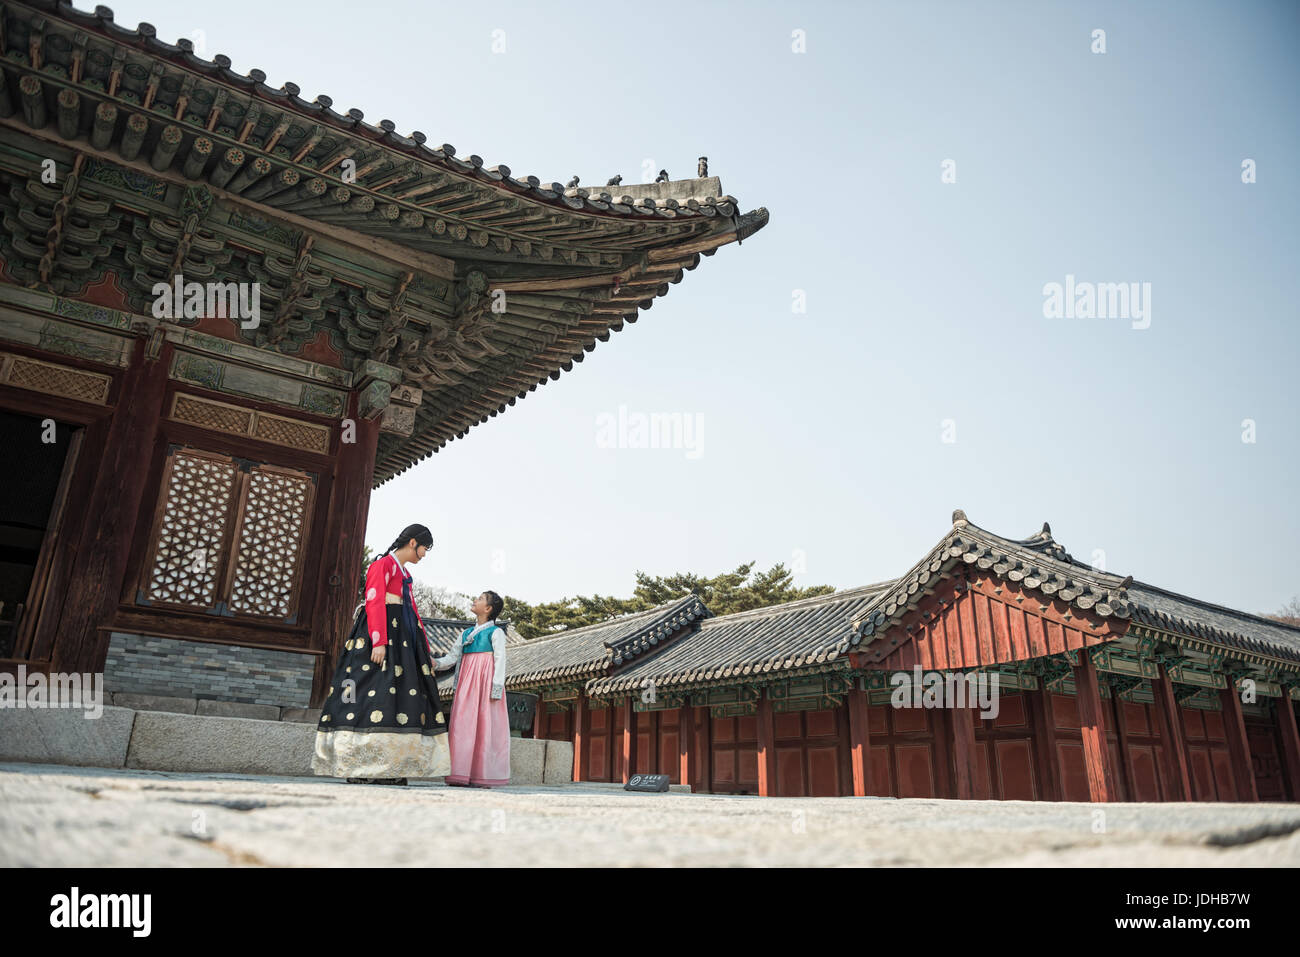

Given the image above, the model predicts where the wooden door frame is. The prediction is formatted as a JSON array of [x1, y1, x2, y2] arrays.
[[10, 423, 84, 660]]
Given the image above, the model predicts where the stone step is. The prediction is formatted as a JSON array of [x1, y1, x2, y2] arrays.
[[0, 704, 573, 785], [106, 692, 322, 723]]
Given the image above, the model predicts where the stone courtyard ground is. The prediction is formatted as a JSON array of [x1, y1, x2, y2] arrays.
[[2, 762, 1299, 867]]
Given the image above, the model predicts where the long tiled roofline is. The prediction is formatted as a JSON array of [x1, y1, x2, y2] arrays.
[[511, 594, 699, 647], [701, 581, 898, 625], [506, 594, 706, 687], [1124, 579, 1300, 638], [588, 583, 891, 696], [29, 1, 761, 224]]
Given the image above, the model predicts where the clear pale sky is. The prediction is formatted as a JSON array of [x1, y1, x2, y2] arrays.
[[114, 0, 1300, 613]]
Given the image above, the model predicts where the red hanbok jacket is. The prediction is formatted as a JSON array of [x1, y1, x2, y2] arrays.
[[362, 553, 432, 654]]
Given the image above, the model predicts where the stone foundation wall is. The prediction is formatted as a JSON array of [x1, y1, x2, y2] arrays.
[[104, 632, 315, 708]]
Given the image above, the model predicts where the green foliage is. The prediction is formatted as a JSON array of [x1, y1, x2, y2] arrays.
[[353, 549, 835, 639], [357, 545, 375, 603], [504, 562, 835, 640]]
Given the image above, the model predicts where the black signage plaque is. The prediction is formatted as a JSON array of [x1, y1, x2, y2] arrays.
[[625, 773, 671, 792], [506, 691, 537, 733]]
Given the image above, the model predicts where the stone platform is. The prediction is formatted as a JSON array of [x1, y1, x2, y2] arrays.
[[0, 702, 572, 785]]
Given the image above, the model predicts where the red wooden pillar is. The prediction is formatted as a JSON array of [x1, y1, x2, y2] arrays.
[[572, 694, 589, 782], [532, 697, 546, 739], [846, 686, 874, 797], [50, 337, 171, 676], [929, 698, 953, 799], [696, 704, 712, 793], [1072, 654, 1118, 802], [678, 703, 695, 791], [949, 697, 978, 800], [1027, 683, 1060, 801], [757, 688, 777, 797], [1276, 693, 1300, 802], [620, 696, 638, 785], [648, 710, 660, 774], [1219, 682, 1259, 802], [1107, 688, 1134, 802], [311, 391, 381, 705], [607, 704, 616, 782], [1152, 665, 1193, 801]]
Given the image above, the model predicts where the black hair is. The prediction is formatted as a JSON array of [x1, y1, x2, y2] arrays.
[[386, 523, 433, 554], [481, 590, 504, 622]]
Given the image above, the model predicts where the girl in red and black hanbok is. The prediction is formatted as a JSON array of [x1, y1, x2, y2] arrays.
[[311, 524, 450, 784]]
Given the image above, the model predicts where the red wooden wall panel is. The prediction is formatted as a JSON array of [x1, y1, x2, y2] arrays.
[[808, 746, 840, 796], [995, 739, 1036, 800], [895, 743, 935, 797], [776, 747, 804, 796], [1128, 745, 1161, 801], [1057, 741, 1090, 801], [1188, 746, 1216, 800], [1245, 714, 1286, 801]]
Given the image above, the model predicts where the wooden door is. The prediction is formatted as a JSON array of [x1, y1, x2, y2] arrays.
[[1245, 711, 1286, 801]]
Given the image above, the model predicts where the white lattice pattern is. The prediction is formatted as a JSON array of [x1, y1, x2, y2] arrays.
[[146, 451, 236, 606], [227, 467, 312, 618]]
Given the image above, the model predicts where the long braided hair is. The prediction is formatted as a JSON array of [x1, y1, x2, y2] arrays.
[[386, 524, 433, 555]]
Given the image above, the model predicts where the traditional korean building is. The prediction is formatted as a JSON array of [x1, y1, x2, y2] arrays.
[[514, 511, 1300, 802], [0, 1, 767, 709]]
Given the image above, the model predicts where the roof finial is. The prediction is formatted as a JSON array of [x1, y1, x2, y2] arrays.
[[698, 156, 708, 177], [1041, 521, 1052, 538], [606, 174, 622, 186], [566, 175, 579, 188], [952, 509, 968, 526], [655, 169, 669, 183]]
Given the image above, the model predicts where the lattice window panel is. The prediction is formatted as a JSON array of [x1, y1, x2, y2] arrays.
[[144, 450, 237, 608], [252, 412, 329, 454], [169, 391, 331, 454], [0, 352, 111, 404], [226, 466, 314, 618], [172, 393, 253, 436]]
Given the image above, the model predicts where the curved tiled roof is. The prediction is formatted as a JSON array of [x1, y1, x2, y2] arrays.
[[427, 512, 1300, 703], [505, 595, 708, 688], [852, 511, 1300, 666], [1123, 584, 1300, 663], [851, 512, 1135, 644], [32, 2, 756, 222], [4, 2, 769, 487], [588, 584, 892, 696]]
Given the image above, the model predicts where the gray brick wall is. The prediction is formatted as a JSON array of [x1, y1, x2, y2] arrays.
[[104, 632, 315, 708]]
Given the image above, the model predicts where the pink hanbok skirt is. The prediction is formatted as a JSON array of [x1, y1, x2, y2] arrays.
[[445, 651, 511, 786]]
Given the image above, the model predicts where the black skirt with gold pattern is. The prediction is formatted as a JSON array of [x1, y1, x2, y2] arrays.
[[311, 590, 450, 779]]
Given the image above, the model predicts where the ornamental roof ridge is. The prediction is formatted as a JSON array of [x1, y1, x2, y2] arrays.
[[517, 593, 701, 648], [850, 512, 1136, 640], [852, 510, 1300, 665]]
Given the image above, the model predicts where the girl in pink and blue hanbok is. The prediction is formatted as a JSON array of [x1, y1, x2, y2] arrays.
[[433, 590, 511, 787]]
